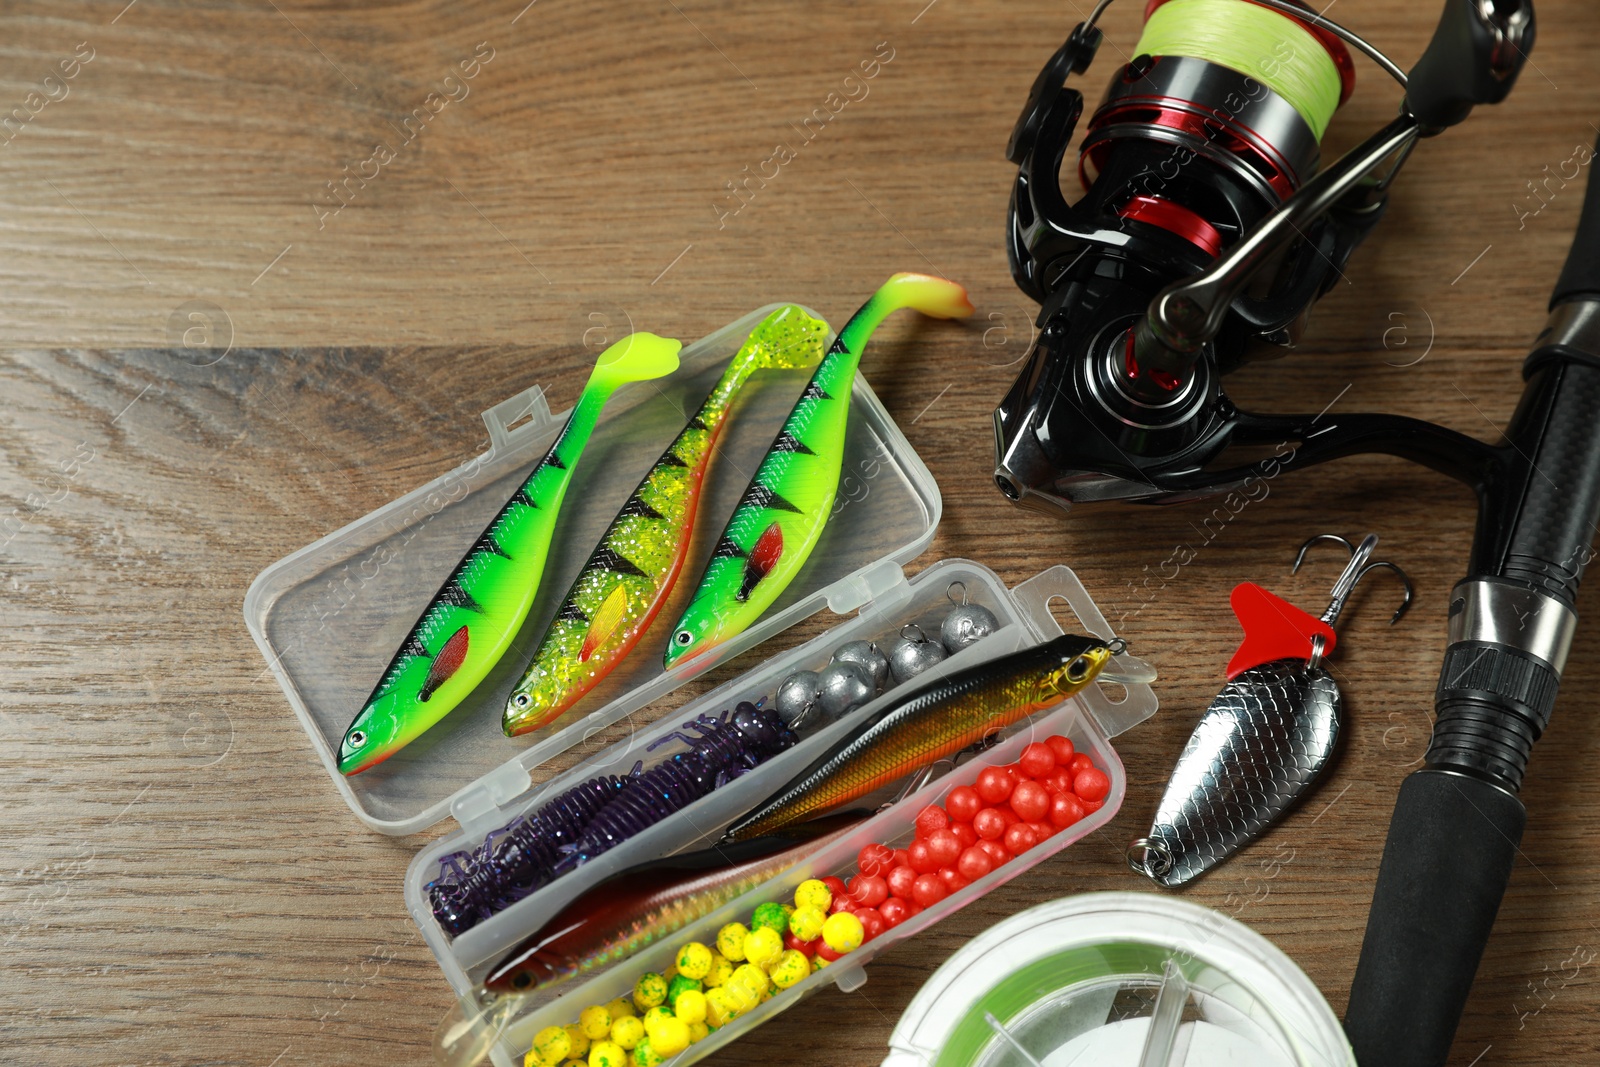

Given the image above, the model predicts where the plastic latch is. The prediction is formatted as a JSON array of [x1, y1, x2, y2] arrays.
[[826, 559, 909, 615], [831, 964, 869, 994], [481, 386, 554, 455], [449, 761, 534, 838]]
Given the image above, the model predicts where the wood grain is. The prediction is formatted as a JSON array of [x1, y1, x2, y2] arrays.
[[4, 1, 1600, 1064]]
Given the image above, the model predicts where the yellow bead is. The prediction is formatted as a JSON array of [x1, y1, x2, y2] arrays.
[[588, 1040, 626, 1067], [606, 997, 636, 1019], [673, 988, 707, 1025], [794, 878, 833, 912], [769, 948, 812, 989], [716, 922, 749, 961], [743, 926, 783, 969], [675, 941, 713, 980], [531, 1025, 571, 1065], [788, 905, 826, 943], [562, 1061, 587, 1067], [630, 1037, 662, 1067], [703, 987, 740, 1028], [688, 1021, 710, 1044], [651, 1017, 691, 1057], [822, 910, 864, 954], [564, 1024, 591, 1059], [662, 964, 678, 983], [579, 1005, 613, 1041], [702, 952, 733, 988], [641, 1005, 675, 1038], [632, 972, 667, 1011], [608, 1015, 644, 1051]]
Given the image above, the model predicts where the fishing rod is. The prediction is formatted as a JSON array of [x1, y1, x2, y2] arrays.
[[990, 0, 1578, 1061]]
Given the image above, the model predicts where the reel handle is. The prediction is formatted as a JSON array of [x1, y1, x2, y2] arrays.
[[1406, 0, 1535, 130]]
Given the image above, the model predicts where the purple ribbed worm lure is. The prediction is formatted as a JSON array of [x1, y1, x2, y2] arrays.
[[428, 774, 632, 937], [554, 703, 796, 872], [426, 701, 795, 936]]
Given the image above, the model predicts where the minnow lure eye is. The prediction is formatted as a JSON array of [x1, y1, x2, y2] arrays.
[[512, 694, 531, 709], [1067, 656, 1091, 682], [675, 631, 693, 645], [348, 730, 367, 747]]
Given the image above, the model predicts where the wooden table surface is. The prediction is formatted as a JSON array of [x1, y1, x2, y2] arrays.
[[7, 1, 1600, 1064]]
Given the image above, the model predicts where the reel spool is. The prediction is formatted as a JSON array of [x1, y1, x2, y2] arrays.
[[995, 0, 1532, 512]]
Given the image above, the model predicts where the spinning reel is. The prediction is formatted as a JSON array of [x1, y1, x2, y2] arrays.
[[993, 0, 1534, 511]]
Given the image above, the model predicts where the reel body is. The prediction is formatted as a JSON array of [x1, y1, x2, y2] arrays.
[[993, 0, 1531, 513]]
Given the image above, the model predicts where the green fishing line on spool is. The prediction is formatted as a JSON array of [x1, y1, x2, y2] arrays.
[[1136, 0, 1342, 139]]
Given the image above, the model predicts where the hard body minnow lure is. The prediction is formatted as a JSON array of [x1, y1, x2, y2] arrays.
[[338, 333, 682, 775], [725, 633, 1134, 841], [503, 306, 828, 737], [482, 814, 864, 996], [663, 274, 974, 668]]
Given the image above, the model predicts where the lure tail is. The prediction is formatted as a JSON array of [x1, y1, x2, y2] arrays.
[[338, 332, 681, 775], [503, 307, 829, 736], [664, 274, 973, 667]]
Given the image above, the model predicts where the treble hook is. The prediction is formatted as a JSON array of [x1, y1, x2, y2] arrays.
[[1292, 532, 1413, 627]]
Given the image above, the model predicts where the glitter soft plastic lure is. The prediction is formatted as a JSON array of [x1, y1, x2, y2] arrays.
[[723, 634, 1124, 841], [338, 333, 682, 775], [502, 307, 829, 737], [482, 814, 864, 996], [663, 274, 974, 669]]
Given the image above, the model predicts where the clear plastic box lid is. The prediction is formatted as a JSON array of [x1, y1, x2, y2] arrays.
[[244, 303, 943, 835]]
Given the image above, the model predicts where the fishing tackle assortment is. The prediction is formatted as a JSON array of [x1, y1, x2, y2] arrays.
[[664, 273, 975, 667], [339, 333, 682, 775], [503, 306, 829, 737], [1131, 533, 1411, 888], [725, 632, 1131, 842]]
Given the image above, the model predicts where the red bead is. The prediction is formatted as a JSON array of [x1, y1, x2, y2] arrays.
[[786, 932, 819, 957], [950, 822, 978, 850], [1073, 766, 1110, 802], [975, 766, 1015, 805], [830, 893, 855, 914], [956, 845, 994, 880], [977, 838, 1013, 865], [914, 805, 949, 838], [879, 896, 911, 927], [1018, 742, 1057, 778], [886, 863, 918, 899], [911, 872, 949, 908], [926, 828, 962, 868], [891, 849, 911, 870], [1040, 769, 1073, 795], [907, 840, 940, 874], [1004, 823, 1039, 855], [848, 873, 889, 908], [821, 876, 848, 899], [857, 842, 894, 877], [1046, 735, 1076, 765], [1082, 796, 1105, 814], [856, 907, 886, 940], [939, 867, 971, 893], [817, 942, 843, 962], [1069, 752, 1093, 774], [945, 785, 983, 824], [973, 807, 1008, 841], [1027, 820, 1053, 839], [1010, 780, 1050, 822], [1050, 791, 1087, 828], [996, 806, 1020, 827]]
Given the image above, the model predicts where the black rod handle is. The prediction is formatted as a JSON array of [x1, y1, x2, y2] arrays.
[[1406, 0, 1535, 130], [1553, 132, 1600, 306], [1344, 770, 1525, 1067]]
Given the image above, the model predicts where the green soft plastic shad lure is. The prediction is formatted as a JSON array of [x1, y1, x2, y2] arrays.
[[663, 273, 973, 668], [339, 333, 682, 775], [502, 306, 829, 737]]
